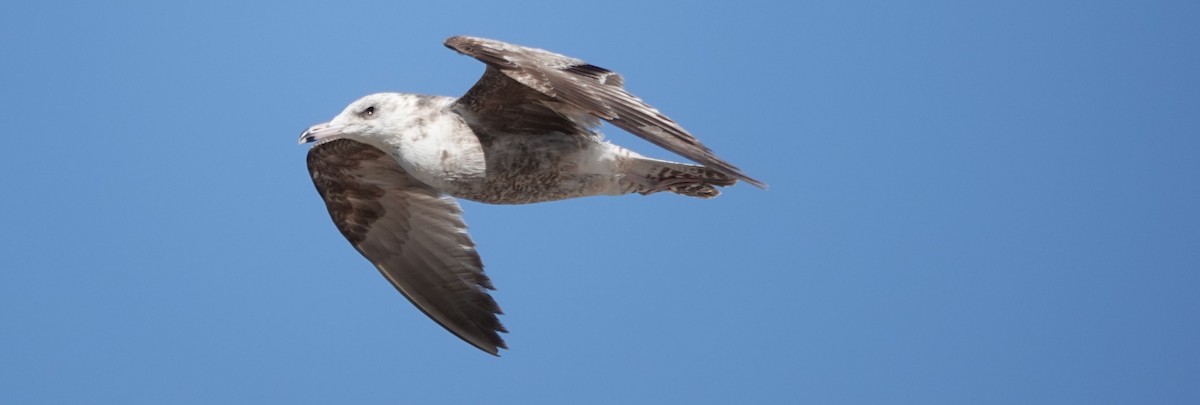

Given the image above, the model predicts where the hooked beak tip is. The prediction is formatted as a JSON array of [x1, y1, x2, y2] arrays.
[[298, 122, 340, 145]]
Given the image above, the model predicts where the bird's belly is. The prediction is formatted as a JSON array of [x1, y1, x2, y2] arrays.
[[449, 135, 622, 204]]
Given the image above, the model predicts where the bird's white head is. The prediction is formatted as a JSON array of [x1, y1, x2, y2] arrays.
[[298, 93, 434, 150]]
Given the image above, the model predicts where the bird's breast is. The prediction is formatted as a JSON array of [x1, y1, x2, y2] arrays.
[[393, 113, 488, 190]]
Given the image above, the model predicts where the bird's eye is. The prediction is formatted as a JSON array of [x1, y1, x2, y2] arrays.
[[360, 106, 376, 118]]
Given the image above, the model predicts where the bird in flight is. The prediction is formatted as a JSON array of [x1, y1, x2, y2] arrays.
[[299, 36, 764, 355]]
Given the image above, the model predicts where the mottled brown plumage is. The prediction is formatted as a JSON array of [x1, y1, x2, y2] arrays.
[[300, 36, 762, 355], [307, 139, 506, 354], [445, 36, 765, 188]]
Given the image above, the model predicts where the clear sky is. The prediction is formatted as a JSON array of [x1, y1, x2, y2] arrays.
[[1, 1, 1197, 404]]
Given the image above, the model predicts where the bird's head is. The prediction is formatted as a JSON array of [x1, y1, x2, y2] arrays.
[[298, 93, 424, 149]]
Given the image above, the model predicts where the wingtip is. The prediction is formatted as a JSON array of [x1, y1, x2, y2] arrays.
[[743, 177, 769, 190], [449, 321, 508, 356], [472, 338, 507, 357]]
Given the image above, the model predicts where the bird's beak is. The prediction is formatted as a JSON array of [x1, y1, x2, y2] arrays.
[[298, 122, 344, 144]]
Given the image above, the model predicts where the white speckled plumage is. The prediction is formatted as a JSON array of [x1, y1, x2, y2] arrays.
[[299, 36, 763, 355]]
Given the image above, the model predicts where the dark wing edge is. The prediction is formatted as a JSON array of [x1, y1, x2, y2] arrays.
[[444, 35, 766, 189], [307, 139, 507, 355]]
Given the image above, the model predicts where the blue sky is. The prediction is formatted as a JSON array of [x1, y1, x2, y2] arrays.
[[2, 1, 1198, 403]]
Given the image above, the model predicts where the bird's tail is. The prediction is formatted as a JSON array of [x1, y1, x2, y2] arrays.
[[623, 157, 738, 198]]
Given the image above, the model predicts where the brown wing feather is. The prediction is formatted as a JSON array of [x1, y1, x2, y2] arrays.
[[451, 66, 589, 137], [307, 139, 506, 355], [445, 36, 766, 188]]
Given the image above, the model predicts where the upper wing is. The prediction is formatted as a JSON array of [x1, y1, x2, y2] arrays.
[[307, 139, 506, 355], [445, 36, 766, 188]]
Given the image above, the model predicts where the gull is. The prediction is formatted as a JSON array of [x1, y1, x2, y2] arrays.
[[299, 36, 764, 355]]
